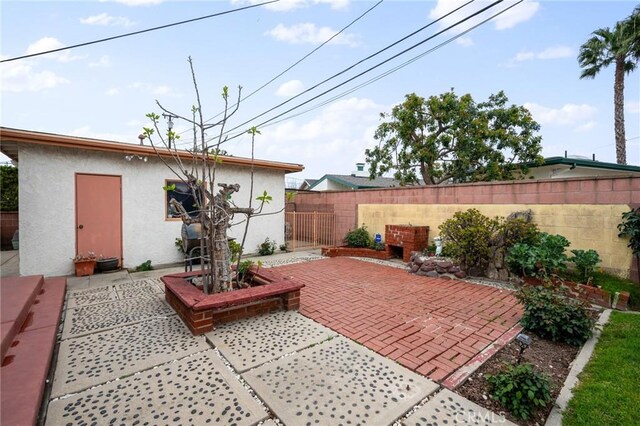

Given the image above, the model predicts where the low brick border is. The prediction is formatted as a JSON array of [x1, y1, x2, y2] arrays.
[[524, 278, 630, 311], [162, 268, 304, 335], [442, 324, 524, 390], [321, 246, 392, 260]]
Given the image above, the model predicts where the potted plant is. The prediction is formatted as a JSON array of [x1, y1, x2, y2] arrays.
[[73, 252, 96, 277]]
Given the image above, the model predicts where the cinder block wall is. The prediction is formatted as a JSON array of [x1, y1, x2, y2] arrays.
[[292, 176, 640, 281]]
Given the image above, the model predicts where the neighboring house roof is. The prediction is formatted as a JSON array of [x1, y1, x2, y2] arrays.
[[308, 174, 401, 190], [535, 156, 640, 173], [298, 179, 318, 190], [524, 156, 640, 179], [0, 127, 304, 174]]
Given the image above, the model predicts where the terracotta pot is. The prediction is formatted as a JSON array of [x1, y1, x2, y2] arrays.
[[75, 260, 96, 277]]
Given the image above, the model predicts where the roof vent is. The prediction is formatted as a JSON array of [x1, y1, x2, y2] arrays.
[[351, 162, 368, 177]]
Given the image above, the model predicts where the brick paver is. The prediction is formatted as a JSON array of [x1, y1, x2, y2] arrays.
[[273, 257, 522, 382]]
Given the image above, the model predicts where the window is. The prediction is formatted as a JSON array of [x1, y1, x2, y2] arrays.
[[166, 180, 199, 219]]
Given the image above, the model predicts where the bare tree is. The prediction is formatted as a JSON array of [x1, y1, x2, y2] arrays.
[[143, 57, 275, 294]]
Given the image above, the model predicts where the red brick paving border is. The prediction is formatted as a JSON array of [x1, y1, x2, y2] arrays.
[[273, 257, 523, 383]]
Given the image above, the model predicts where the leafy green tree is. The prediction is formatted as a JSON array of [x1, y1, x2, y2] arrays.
[[578, 6, 640, 165], [365, 90, 543, 186], [0, 165, 18, 211]]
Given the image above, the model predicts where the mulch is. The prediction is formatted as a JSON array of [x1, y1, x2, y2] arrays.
[[456, 332, 580, 426]]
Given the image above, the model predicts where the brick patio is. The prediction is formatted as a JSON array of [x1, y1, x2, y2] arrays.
[[274, 257, 523, 382]]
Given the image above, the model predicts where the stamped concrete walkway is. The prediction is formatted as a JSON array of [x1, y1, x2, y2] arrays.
[[42, 254, 514, 425], [277, 257, 523, 382]]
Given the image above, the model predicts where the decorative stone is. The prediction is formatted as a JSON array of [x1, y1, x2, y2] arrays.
[[454, 271, 467, 279], [411, 264, 420, 273], [436, 261, 453, 269], [425, 271, 439, 278]]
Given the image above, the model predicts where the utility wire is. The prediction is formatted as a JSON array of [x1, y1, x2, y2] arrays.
[[216, 0, 503, 145], [189, 0, 385, 132], [218, 0, 477, 137], [257, 0, 524, 132], [0, 0, 278, 63]]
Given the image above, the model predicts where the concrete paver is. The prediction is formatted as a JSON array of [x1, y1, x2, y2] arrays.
[[275, 257, 522, 382], [51, 316, 209, 397], [61, 293, 174, 339], [404, 388, 515, 425], [46, 350, 269, 426], [244, 336, 439, 425], [206, 311, 337, 372]]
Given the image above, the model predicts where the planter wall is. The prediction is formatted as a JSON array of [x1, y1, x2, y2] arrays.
[[321, 246, 392, 260], [162, 268, 304, 335], [523, 277, 630, 311], [74, 260, 95, 277]]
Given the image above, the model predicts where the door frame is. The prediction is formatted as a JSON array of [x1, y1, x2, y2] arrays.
[[75, 172, 124, 264]]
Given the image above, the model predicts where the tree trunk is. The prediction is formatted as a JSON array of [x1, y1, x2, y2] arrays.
[[614, 55, 626, 165]]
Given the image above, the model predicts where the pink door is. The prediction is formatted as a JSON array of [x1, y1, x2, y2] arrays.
[[76, 174, 122, 264]]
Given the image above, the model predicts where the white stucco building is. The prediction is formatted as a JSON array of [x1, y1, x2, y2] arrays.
[[0, 128, 303, 277]]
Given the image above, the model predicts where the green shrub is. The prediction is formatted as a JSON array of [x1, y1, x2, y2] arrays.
[[229, 239, 242, 262], [516, 286, 595, 346], [501, 218, 540, 248], [257, 237, 277, 256], [487, 363, 552, 420], [135, 260, 153, 272], [618, 207, 640, 257], [237, 259, 254, 282], [0, 165, 18, 211], [570, 249, 601, 283], [507, 232, 570, 279], [344, 225, 371, 248], [439, 209, 499, 271], [279, 243, 288, 252]]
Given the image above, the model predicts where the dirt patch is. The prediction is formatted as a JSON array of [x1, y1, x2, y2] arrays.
[[456, 333, 580, 426]]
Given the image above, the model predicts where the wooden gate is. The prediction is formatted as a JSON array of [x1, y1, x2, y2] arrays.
[[285, 212, 335, 251]]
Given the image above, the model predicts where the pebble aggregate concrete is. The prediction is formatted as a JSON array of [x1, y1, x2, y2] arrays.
[[45, 255, 512, 425], [244, 336, 439, 425], [403, 389, 515, 425], [46, 350, 268, 426], [51, 316, 209, 397], [206, 311, 337, 372]]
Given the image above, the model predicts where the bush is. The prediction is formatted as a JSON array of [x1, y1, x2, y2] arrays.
[[487, 363, 552, 420], [507, 232, 570, 279], [257, 237, 277, 256], [501, 218, 540, 248], [570, 249, 601, 283], [229, 240, 242, 262], [618, 207, 640, 257], [0, 165, 18, 211], [439, 209, 499, 271], [237, 259, 254, 282], [516, 286, 595, 346], [344, 225, 371, 248], [135, 260, 153, 272]]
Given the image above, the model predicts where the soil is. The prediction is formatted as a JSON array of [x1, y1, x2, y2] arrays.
[[456, 333, 580, 426]]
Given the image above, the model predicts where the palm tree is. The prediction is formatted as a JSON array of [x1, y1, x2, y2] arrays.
[[578, 6, 640, 165]]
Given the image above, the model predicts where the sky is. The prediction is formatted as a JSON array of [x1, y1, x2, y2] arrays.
[[1, 0, 639, 186]]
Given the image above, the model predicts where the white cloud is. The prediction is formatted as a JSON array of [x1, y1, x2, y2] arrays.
[[109, 0, 164, 6], [575, 121, 597, 132], [80, 13, 135, 27], [69, 126, 138, 143], [128, 81, 179, 96], [276, 80, 304, 97], [524, 102, 597, 128], [105, 88, 119, 96], [266, 23, 360, 46], [89, 55, 111, 68], [25, 37, 83, 62], [513, 45, 573, 62], [626, 100, 640, 114], [429, 0, 539, 34], [234, 97, 386, 179], [492, 0, 539, 30], [0, 59, 69, 92], [456, 36, 474, 47], [151, 85, 172, 95], [231, 0, 348, 12]]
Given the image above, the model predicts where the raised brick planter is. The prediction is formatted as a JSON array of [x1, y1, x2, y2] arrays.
[[321, 246, 392, 260], [523, 277, 630, 311], [161, 268, 304, 335], [385, 225, 430, 262]]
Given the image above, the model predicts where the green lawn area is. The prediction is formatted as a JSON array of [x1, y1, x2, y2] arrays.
[[563, 312, 640, 425], [563, 271, 639, 310]]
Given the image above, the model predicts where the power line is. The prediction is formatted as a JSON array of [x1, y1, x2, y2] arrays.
[[0, 0, 278, 63], [188, 0, 385, 132], [218, 0, 478, 137], [216, 0, 504, 146], [258, 1, 524, 132]]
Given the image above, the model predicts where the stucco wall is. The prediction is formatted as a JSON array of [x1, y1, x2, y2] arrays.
[[358, 204, 631, 276], [19, 145, 285, 277]]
